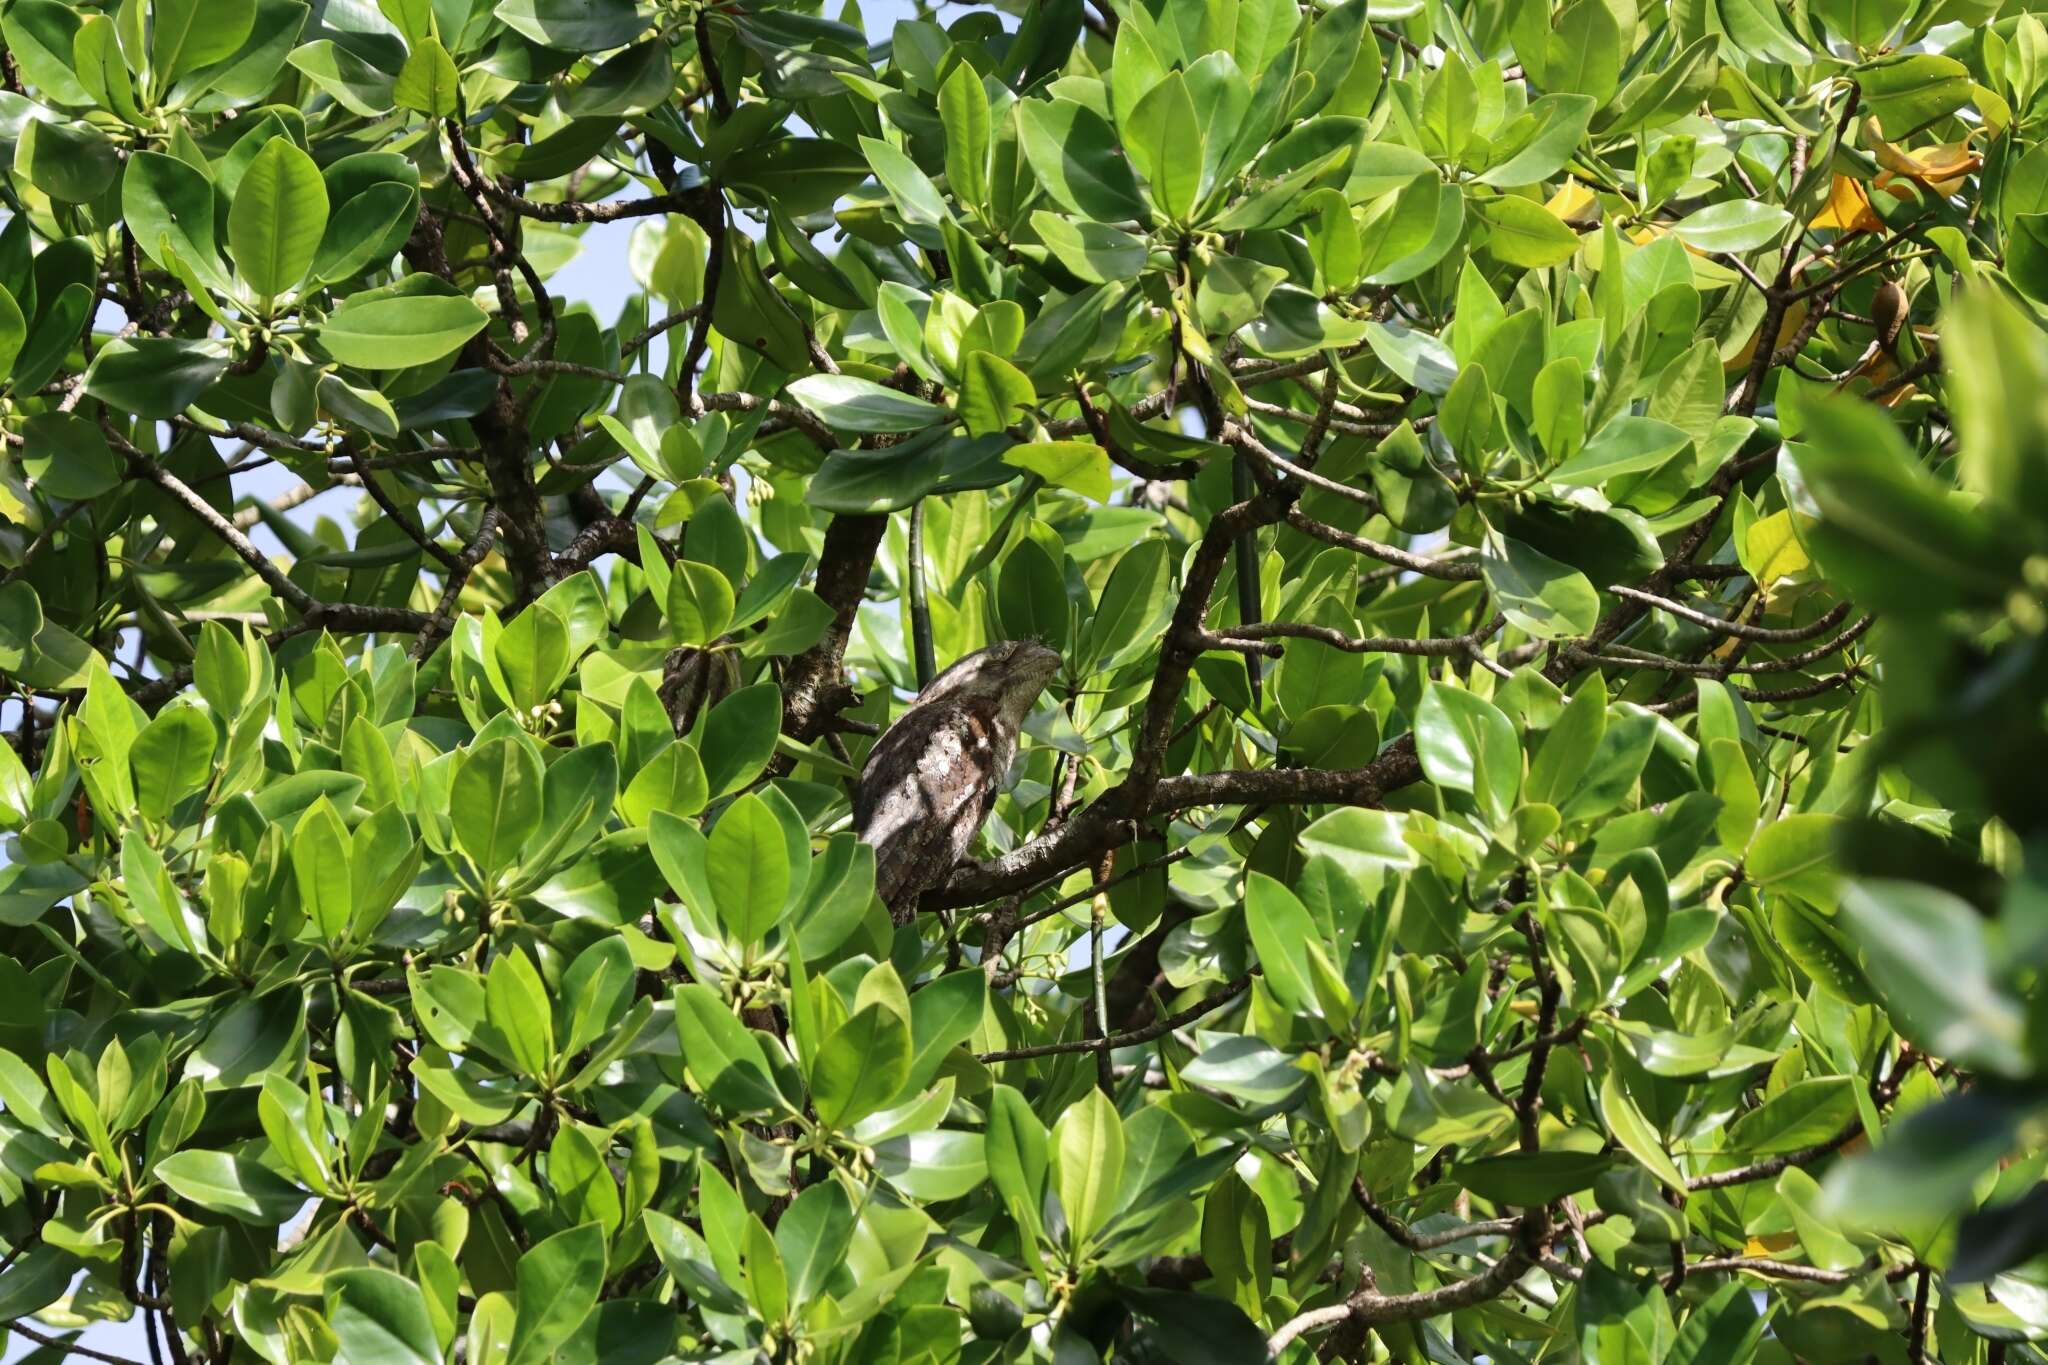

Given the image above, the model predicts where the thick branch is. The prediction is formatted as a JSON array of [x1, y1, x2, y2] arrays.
[[930, 740, 1425, 908], [1268, 1210, 1550, 1354], [780, 513, 888, 742]]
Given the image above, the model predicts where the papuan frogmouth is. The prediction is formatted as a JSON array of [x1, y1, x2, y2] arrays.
[[853, 640, 1062, 922]]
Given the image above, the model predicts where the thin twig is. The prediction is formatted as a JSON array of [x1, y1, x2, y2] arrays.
[[976, 974, 1251, 1062]]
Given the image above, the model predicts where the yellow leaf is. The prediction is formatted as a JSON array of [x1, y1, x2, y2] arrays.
[[1724, 297, 1811, 374], [1003, 440, 1113, 501], [1545, 179, 1600, 227], [1809, 174, 1882, 235], [1744, 508, 1812, 597], [1851, 352, 1921, 408], [1865, 119, 1982, 195]]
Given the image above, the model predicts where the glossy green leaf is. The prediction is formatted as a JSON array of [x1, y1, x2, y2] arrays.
[[508, 1224, 605, 1365], [811, 1003, 911, 1130], [784, 374, 949, 433], [229, 138, 328, 299], [318, 293, 491, 369]]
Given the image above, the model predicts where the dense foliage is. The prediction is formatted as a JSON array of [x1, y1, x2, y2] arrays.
[[1, 0, 2046, 1359]]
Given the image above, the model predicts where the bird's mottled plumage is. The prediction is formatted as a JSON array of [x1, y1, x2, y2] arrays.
[[854, 641, 1062, 921]]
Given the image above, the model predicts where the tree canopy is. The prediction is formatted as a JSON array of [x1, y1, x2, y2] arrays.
[[0, 0, 2045, 1360]]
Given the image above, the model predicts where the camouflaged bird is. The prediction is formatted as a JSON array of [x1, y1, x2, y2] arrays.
[[854, 641, 1062, 922]]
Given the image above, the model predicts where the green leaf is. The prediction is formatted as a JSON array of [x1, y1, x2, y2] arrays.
[[784, 374, 949, 434], [699, 682, 781, 798], [997, 538, 1070, 651], [1824, 1088, 2032, 1230], [452, 738, 543, 881], [1415, 683, 1521, 826], [496, 608, 571, 714], [1016, 98, 1151, 222], [958, 353, 1036, 437], [1034, 216, 1149, 292], [1451, 1150, 1614, 1205], [1360, 181, 1463, 287], [318, 294, 491, 369], [859, 135, 950, 228], [1364, 319, 1459, 394], [811, 1003, 911, 1130], [986, 1083, 1049, 1248], [705, 793, 789, 946], [1857, 52, 1974, 134], [665, 561, 735, 647], [497, 0, 645, 48], [774, 1182, 855, 1308], [1527, 0, 1622, 99], [1745, 813, 1839, 902], [287, 39, 397, 114], [712, 230, 811, 372], [1478, 194, 1582, 269], [1003, 440, 1111, 501], [393, 37, 460, 116], [1668, 1281, 1774, 1365], [291, 796, 353, 944], [1774, 899, 1878, 1005], [1549, 416, 1692, 487], [21, 411, 123, 501], [1245, 872, 1321, 1017], [1726, 1078, 1858, 1157], [644, 1210, 746, 1314], [124, 838, 198, 954], [13, 120, 120, 204], [1121, 1289, 1270, 1365], [1527, 676, 1607, 808], [1559, 705, 1656, 823], [620, 741, 709, 826], [745, 589, 833, 658], [129, 707, 214, 822], [154, 1149, 306, 1223], [1054, 1088, 1125, 1250], [1669, 200, 1794, 254], [84, 338, 231, 418], [152, 0, 258, 85], [1, 0, 92, 106], [508, 1225, 605, 1365], [1085, 538, 1172, 671], [1304, 188, 1365, 290], [123, 153, 232, 294], [1294, 0, 1371, 120], [674, 982, 789, 1114], [1600, 1066, 1686, 1192], [1839, 879, 2028, 1076], [1792, 394, 2013, 613], [1482, 536, 1599, 639], [559, 40, 671, 117], [326, 1268, 440, 1365], [1475, 94, 1597, 187], [903, 970, 987, 1098], [0, 285, 20, 385], [875, 1129, 987, 1201], [559, 936, 634, 1061], [484, 948, 555, 1079], [229, 138, 328, 299], [549, 1124, 622, 1236], [940, 64, 991, 214], [1123, 71, 1202, 223], [1718, 0, 1813, 64]]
